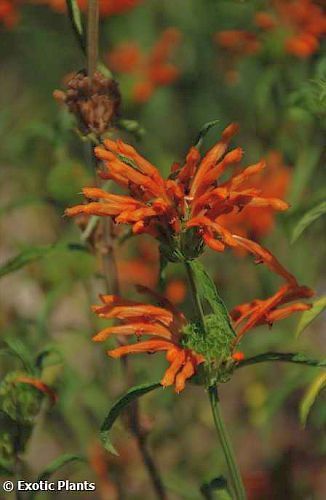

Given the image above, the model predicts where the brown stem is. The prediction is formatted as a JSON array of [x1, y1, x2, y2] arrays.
[[84, 3, 166, 497], [87, 0, 99, 77]]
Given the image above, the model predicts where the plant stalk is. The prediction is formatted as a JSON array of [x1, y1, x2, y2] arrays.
[[184, 261, 246, 499], [209, 385, 246, 500], [87, 0, 99, 77], [83, 3, 166, 498]]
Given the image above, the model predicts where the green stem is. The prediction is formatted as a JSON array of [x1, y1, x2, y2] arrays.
[[185, 261, 206, 332], [209, 386, 246, 500]]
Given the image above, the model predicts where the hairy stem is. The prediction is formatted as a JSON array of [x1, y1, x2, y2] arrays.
[[184, 261, 245, 499], [209, 386, 246, 500]]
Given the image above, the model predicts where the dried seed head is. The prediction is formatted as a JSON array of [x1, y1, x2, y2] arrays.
[[54, 71, 121, 136]]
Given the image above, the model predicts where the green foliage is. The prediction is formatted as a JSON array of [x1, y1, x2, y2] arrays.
[[0, 372, 43, 423], [1, 338, 35, 374], [194, 119, 219, 149], [296, 296, 326, 338], [100, 382, 162, 454], [300, 373, 326, 427], [30, 453, 85, 498], [291, 201, 326, 243], [46, 161, 91, 204], [236, 352, 326, 369], [186, 261, 235, 363], [0, 245, 54, 280]]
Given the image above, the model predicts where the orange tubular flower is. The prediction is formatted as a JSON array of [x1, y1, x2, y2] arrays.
[[107, 28, 182, 103], [66, 123, 295, 282], [219, 151, 291, 240], [230, 283, 314, 343], [92, 290, 204, 393]]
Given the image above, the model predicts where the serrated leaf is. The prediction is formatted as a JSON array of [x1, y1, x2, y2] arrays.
[[291, 201, 326, 243], [300, 373, 326, 426], [0, 245, 54, 279], [194, 120, 219, 149], [29, 454, 85, 499], [200, 476, 232, 500], [296, 296, 326, 338], [100, 382, 161, 454]]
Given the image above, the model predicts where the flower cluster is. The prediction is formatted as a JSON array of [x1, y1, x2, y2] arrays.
[[107, 28, 182, 103], [215, 0, 326, 64], [91, 281, 313, 392], [92, 288, 204, 393], [66, 124, 314, 391], [66, 123, 292, 281]]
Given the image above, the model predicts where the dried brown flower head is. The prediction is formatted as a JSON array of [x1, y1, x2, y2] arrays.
[[54, 71, 121, 136]]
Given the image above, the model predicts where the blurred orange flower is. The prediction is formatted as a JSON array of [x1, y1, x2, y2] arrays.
[[255, 0, 326, 58], [215, 0, 325, 62], [0, 0, 20, 28], [107, 28, 182, 102], [66, 124, 294, 283], [92, 289, 204, 392], [215, 30, 261, 56]]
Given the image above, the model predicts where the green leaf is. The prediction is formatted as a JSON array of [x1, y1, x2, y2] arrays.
[[0, 459, 14, 476], [30, 454, 85, 499], [289, 146, 322, 206], [0, 339, 35, 374], [66, 0, 85, 54], [236, 352, 326, 369], [184, 261, 235, 363], [200, 476, 232, 500], [291, 201, 326, 243], [300, 373, 326, 426], [100, 382, 161, 454], [0, 245, 54, 279], [296, 296, 326, 338], [194, 120, 219, 149]]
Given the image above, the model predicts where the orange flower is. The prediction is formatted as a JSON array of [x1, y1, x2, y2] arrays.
[[219, 151, 291, 240], [255, 0, 326, 58], [230, 283, 314, 343], [107, 28, 182, 103], [66, 124, 295, 282], [30, 0, 141, 15], [0, 0, 19, 28], [92, 289, 204, 393], [215, 30, 261, 55]]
